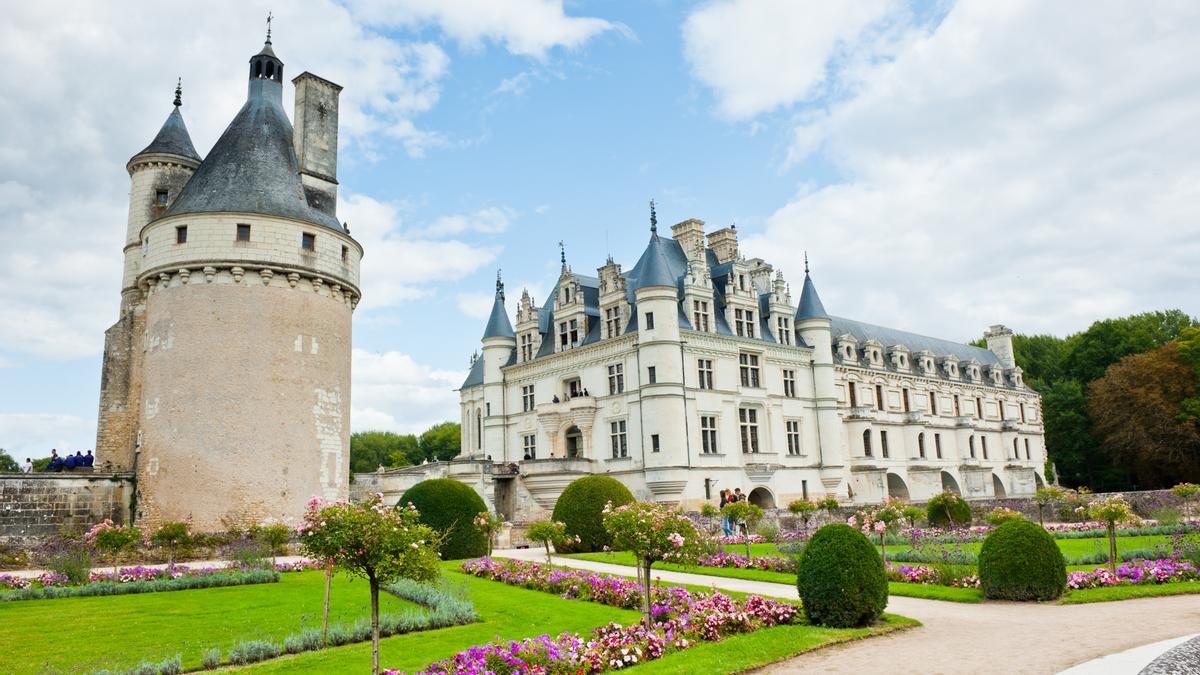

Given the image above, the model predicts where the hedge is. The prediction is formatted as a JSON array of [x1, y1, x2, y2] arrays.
[[978, 519, 1066, 601], [796, 524, 888, 627], [399, 479, 488, 560], [551, 476, 635, 553]]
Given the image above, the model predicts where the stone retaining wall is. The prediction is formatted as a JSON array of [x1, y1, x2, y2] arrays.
[[0, 473, 135, 542]]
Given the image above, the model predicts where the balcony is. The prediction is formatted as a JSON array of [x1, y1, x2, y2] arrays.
[[904, 411, 925, 424], [1001, 420, 1020, 431], [954, 416, 975, 428], [847, 406, 876, 420]]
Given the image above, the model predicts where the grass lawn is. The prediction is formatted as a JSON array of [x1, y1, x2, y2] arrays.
[[0, 571, 416, 674], [723, 534, 1174, 562], [242, 561, 917, 674], [1058, 581, 1200, 604]]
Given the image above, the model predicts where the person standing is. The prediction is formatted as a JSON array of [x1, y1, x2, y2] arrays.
[[719, 489, 732, 537], [22, 458, 33, 473]]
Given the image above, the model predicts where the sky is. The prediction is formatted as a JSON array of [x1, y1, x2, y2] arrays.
[[2, 0, 1198, 458]]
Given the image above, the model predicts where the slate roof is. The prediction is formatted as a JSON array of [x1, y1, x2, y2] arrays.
[[133, 107, 201, 163], [795, 273, 829, 320], [829, 316, 1000, 365], [482, 291, 515, 339]]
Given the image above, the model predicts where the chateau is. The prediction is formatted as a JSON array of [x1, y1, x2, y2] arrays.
[[93, 33, 359, 529], [448, 211, 1045, 518]]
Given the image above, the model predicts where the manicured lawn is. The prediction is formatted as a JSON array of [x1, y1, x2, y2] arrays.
[[1058, 581, 1200, 604], [0, 571, 416, 674], [243, 561, 917, 673]]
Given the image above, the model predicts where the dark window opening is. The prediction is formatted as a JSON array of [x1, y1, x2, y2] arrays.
[[647, 366, 657, 384], [341, 245, 349, 263], [236, 224, 251, 241], [175, 225, 187, 244], [651, 434, 660, 453], [645, 312, 655, 329], [302, 232, 316, 251], [876, 385, 884, 411], [156, 190, 168, 206]]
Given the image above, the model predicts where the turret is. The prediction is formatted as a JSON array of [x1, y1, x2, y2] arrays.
[[793, 256, 847, 496], [984, 324, 1016, 369], [479, 271, 516, 459]]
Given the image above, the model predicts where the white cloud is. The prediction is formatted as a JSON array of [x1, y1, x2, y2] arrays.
[[425, 206, 516, 236], [739, 1, 1200, 339], [351, 349, 465, 434], [348, 0, 624, 58], [457, 292, 496, 320], [682, 0, 901, 120], [0, 414, 94, 459]]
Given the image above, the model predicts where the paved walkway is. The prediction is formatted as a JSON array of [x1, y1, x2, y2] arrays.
[[494, 548, 1200, 675], [4, 555, 310, 579]]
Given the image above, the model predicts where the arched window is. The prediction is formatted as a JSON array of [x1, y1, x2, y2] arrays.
[[968, 435, 976, 458], [918, 432, 926, 459], [881, 430, 889, 458], [254, 60, 263, 77], [1013, 438, 1019, 458], [475, 409, 482, 450], [863, 430, 873, 457]]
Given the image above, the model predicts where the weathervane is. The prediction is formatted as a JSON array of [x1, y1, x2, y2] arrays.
[[266, 11, 273, 43], [649, 199, 657, 233], [174, 77, 182, 107], [804, 251, 810, 274]]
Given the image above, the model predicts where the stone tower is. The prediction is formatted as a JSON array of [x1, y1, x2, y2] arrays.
[[94, 33, 361, 530]]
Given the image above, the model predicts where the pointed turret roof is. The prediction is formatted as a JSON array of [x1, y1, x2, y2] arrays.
[[131, 80, 201, 164], [482, 272, 515, 339], [630, 200, 679, 291], [795, 256, 829, 320]]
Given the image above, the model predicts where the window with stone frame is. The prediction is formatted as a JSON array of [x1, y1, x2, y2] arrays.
[[697, 358, 714, 390], [734, 308, 756, 338], [935, 433, 943, 459], [876, 385, 885, 411], [156, 189, 169, 206], [610, 420, 628, 458], [605, 306, 623, 338], [849, 381, 858, 407], [881, 430, 890, 458], [700, 415, 718, 454], [918, 432, 926, 459], [645, 312, 655, 330], [523, 434, 536, 460], [236, 223, 251, 241], [1013, 437, 1019, 459], [1025, 437, 1031, 459], [929, 391, 938, 415], [651, 434, 661, 453], [785, 420, 801, 456], [863, 429, 873, 457], [976, 396, 984, 418], [776, 317, 791, 345], [969, 435, 976, 458], [738, 407, 759, 453], [302, 232, 316, 251], [566, 378, 582, 399], [558, 319, 580, 350], [647, 366, 657, 384], [692, 300, 711, 332], [982, 435, 989, 459], [739, 353, 761, 388], [521, 385, 535, 412], [782, 369, 797, 398], [175, 225, 188, 244], [520, 333, 536, 362], [902, 388, 911, 412], [607, 363, 624, 395]]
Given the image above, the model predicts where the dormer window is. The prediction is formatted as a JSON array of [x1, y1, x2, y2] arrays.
[[846, 346, 855, 359], [563, 287, 572, 304], [558, 319, 580, 349], [693, 300, 711, 332]]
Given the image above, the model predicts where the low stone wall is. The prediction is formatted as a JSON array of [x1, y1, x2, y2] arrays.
[[0, 472, 135, 543]]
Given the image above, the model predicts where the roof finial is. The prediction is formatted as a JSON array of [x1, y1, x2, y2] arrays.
[[558, 240, 567, 270], [804, 251, 810, 275], [173, 77, 182, 107], [649, 198, 658, 234], [495, 269, 504, 295], [266, 11, 273, 44]]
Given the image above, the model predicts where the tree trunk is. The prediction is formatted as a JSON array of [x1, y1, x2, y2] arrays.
[[322, 567, 332, 646], [1108, 523, 1118, 574], [369, 574, 380, 675], [641, 559, 654, 627], [880, 533, 887, 565], [544, 541, 552, 566], [1037, 504, 1044, 527]]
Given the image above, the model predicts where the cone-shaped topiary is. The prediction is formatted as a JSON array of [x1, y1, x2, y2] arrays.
[[797, 524, 888, 627], [399, 479, 488, 560], [551, 476, 635, 553], [926, 491, 972, 527], [978, 519, 1066, 601]]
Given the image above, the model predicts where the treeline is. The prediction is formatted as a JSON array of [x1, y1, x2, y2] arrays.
[[349, 422, 461, 474], [978, 310, 1199, 490]]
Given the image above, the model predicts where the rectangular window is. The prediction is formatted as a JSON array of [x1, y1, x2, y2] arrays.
[[786, 420, 801, 456], [976, 397, 984, 418], [1000, 403, 1006, 421], [567, 378, 582, 399], [783, 369, 796, 398], [881, 430, 889, 458], [903, 388, 910, 412], [647, 366, 657, 384], [645, 312, 655, 330], [692, 300, 710, 332], [739, 353, 760, 388], [610, 420, 628, 458], [982, 436, 989, 459], [521, 385, 535, 412], [929, 392, 938, 415], [302, 232, 316, 251], [700, 415, 718, 454], [341, 245, 349, 264], [969, 436, 976, 458], [864, 430, 873, 457], [559, 321, 569, 348], [849, 382, 857, 407], [236, 223, 251, 241], [520, 334, 535, 362], [802, 480, 808, 500], [876, 385, 885, 411], [777, 317, 791, 345], [954, 395, 961, 416], [935, 433, 943, 459], [1025, 438, 1031, 459], [918, 433, 926, 459], [175, 225, 187, 244], [607, 363, 624, 395], [605, 307, 622, 338], [1020, 402, 1026, 423], [156, 189, 169, 206], [651, 434, 660, 453], [697, 359, 714, 390], [522, 434, 537, 460], [739, 408, 759, 453]]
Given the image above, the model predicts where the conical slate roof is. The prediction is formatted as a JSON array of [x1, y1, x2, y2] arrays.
[[133, 107, 201, 163], [630, 233, 679, 291], [795, 272, 829, 320], [482, 282, 515, 339]]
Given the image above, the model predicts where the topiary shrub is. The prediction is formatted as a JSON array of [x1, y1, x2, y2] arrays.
[[796, 524, 888, 628], [926, 491, 971, 528], [550, 476, 635, 553], [978, 519, 1066, 601], [399, 479, 487, 560]]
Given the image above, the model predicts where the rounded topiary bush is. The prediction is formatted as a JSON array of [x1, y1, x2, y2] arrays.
[[550, 476, 635, 553], [797, 524, 888, 627], [978, 519, 1066, 601], [926, 491, 972, 528], [399, 479, 487, 560]]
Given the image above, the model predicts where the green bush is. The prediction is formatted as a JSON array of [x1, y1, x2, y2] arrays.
[[926, 492, 971, 527], [550, 476, 635, 553], [978, 519, 1066, 601], [399, 479, 488, 560], [200, 646, 222, 670], [796, 524, 888, 628]]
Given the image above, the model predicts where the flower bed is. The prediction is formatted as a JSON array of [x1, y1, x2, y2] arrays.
[[1066, 559, 1200, 590], [409, 558, 798, 674], [698, 551, 796, 573], [885, 562, 980, 588]]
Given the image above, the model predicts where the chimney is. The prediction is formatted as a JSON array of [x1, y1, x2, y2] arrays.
[[984, 324, 1016, 369], [707, 225, 739, 264], [670, 219, 706, 258], [292, 72, 343, 217]]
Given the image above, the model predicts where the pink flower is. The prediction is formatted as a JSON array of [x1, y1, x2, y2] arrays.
[[668, 533, 685, 548]]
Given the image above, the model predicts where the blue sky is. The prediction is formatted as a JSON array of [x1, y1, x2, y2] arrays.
[[2, 1, 1199, 457]]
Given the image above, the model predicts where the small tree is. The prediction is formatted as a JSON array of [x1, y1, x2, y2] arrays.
[[901, 504, 924, 528], [1173, 483, 1199, 518], [473, 511, 504, 558], [258, 524, 292, 565], [850, 501, 906, 564], [1087, 495, 1139, 573], [1033, 486, 1066, 526], [788, 499, 818, 534], [986, 507, 1025, 526], [150, 521, 192, 565], [299, 494, 441, 675], [818, 496, 840, 526], [722, 501, 763, 558], [527, 519, 568, 565], [604, 501, 709, 627]]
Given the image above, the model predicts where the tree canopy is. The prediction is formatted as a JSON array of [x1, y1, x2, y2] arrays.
[[349, 422, 461, 474]]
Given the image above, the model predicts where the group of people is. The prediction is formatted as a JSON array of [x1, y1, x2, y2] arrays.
[[37, 449, 95, 472], [717, 488, 748, 536]]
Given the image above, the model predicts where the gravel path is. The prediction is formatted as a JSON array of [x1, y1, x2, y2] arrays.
[[495, 548, 1200, 675]]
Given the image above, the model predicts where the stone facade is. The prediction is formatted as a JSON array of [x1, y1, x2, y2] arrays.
[[0, 473, 134, 543]]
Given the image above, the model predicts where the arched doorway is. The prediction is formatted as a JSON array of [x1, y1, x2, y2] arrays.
[[565, 426, 582, 458], [748, 487, 776, 509], [940, 471, 961, 495], [992, 473, 1007, 498], [886, 473, 910, 500]]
